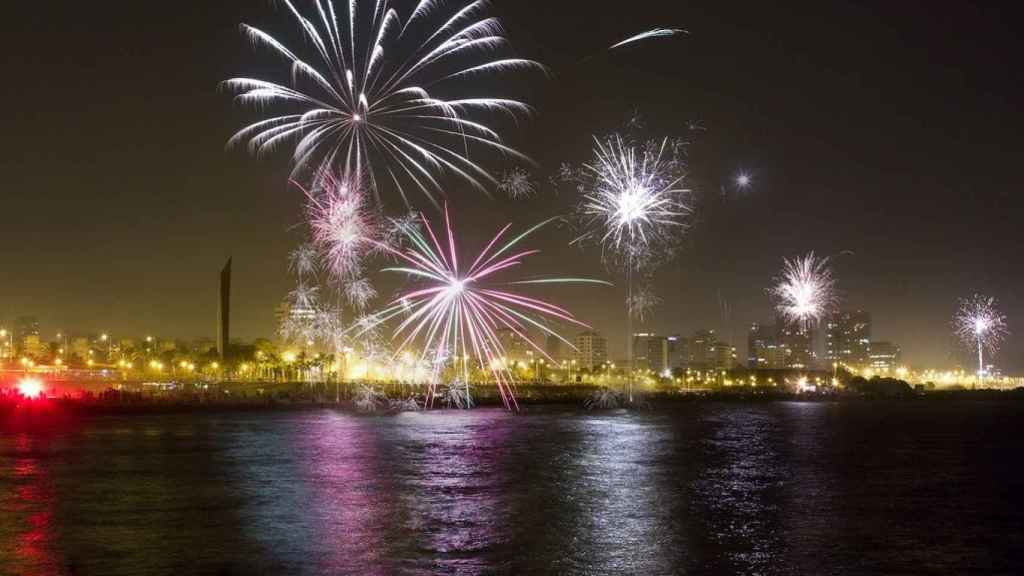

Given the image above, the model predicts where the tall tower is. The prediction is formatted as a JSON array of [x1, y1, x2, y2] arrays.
[[217, 257, 232, 359]]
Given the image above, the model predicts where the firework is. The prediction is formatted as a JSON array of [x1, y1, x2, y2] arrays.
[[573, 134, 690, 271], [314, 305, 347, 353], [344, 277, 378, 311], [735, 172, 752, 189], [627, 286, 661, 322], [303, 169, 380, 282], [566, 131, 689, 403], [357, 206, 608, 410], [441, 380, 474, 410], [289, 244, 320, 279], [497, 167, 536, 199], [224, 0, 542, 205], [388, 396, 422, 412], [585, 388, 624, 410], [771, 252, 838, 327], [354, 385, 386, 413], [609, 28, 687, 50], [954, 294, 1009, 378]]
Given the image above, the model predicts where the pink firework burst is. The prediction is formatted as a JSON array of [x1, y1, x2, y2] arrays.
[[359, 206, 609, 410], [301, 169, 381, 282]]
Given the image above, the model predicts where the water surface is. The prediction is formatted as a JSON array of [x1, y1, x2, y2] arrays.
[[2, 401, 1022, 575]]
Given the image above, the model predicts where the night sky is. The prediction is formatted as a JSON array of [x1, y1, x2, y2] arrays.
[[1, 1, 1021, 369]]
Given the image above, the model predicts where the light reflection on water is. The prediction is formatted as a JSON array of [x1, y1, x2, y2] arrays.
[[1, 402, 1022, 575]]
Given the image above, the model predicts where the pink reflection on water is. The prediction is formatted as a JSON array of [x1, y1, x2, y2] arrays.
[[302, 413, 397, 575], [2, 434, 61, 576]]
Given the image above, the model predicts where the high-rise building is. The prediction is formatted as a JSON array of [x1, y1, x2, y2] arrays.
[[574, 331, 607, 370], [868, 341, 901, 371], [825, 310, 871, 369], [22, 335, 45, 358], [633, 333, 669, 374], [748, 322, 815, 369], [218, 257, 232, 359], [747, 323, 775, 368], [496, 327, 529, 362], [667, 334, 689, 370], [545, 333, 563, 363], [777, 323, 814, 369], [14, 316, 40, 355], [689, 329, 716, 368], [709, 341, 737, 370]]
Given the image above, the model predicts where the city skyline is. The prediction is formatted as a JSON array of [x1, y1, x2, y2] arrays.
[[1, 0, 1021, 370]]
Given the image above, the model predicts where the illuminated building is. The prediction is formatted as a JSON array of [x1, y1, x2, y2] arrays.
[[748, 323, 775, 368], [777, 323, 815, 369], [683, 329, 735, 370], [633, 333, 668, 373], [826, 310, 871, 369], [748, 322, 814, 369], [574, 331, 607, 370], [22, 334, 45, 358], [667, 334, 688, 370], [14, 315, 40, 355], [545, 333, 564, 364], [709, 341, 737, 370], [688, 329, 716, 368], [869, 341, 901, 371], [496, 327, 529, 363]]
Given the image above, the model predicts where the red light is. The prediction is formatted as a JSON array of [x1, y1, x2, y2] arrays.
[[17, 378, 45, 399]]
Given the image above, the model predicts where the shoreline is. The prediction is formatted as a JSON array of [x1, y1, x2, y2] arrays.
[[3, 386, 1022, 419]]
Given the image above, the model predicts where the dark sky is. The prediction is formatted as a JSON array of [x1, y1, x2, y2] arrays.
[[1, 1, 1021, 369]]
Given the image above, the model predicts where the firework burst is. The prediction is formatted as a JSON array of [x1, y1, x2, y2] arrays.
[[357, 206, 608, 410], [954, 294, 1009, 378], [771, 252, 838, 327], [572, 134, 690, 271], [497, 167, 536, 199], [344, 277, 378, 310], [627, 285, 661, 322], [289, 243, 320, 279], [303, 169, 380, 282], [224, 0, 543, 205]]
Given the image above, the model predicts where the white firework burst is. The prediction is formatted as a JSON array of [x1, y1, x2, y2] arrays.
[[224, 0, 543, 205], [288, 243, 320, 279], [771, 252, 838, 327], [497, 167, 535, 199], [954, 294, 1009, 377], [573, 134, 690, 271], [288, 284, 321, 312], [379, 210, 421, 253], [314, 305, 347, 352], [345, 277, 378, 310], [627, 286, 661, 322]]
